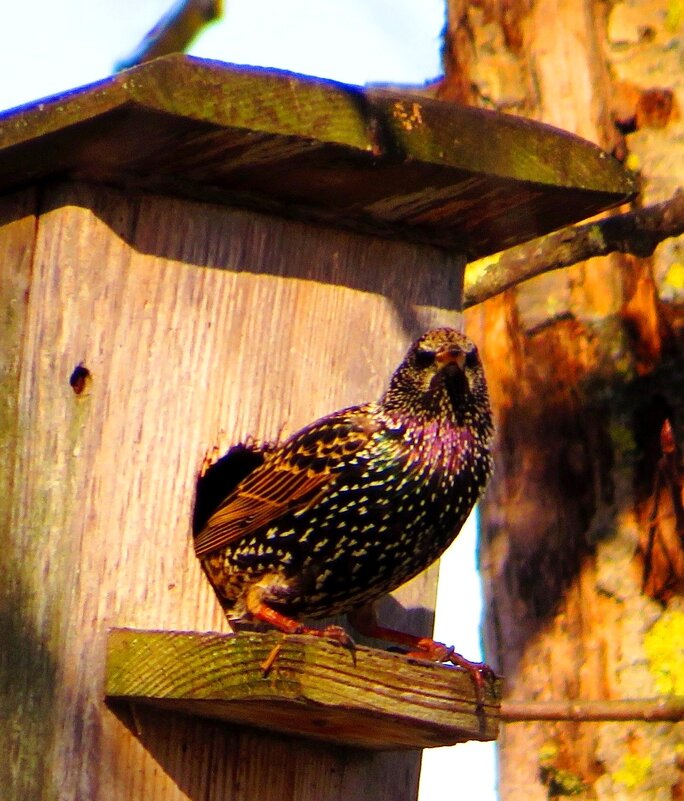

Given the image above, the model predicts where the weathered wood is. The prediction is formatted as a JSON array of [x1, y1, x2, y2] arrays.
[[105, 629, 501, 749], [0, 179, 464, 801], [0, 55, 634, 258], [0, 188, 45, 801]]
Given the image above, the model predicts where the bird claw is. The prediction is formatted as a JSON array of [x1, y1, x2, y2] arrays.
[[406, 637, 455, 663], [300, 623, 357, 662], [405, 638, 496, 709], [284, 623, 357, 667], [320, 625, 357, 664], [319, 624, 355, 648], [448, 651, 497, 708], [258, 624, 356, 677]]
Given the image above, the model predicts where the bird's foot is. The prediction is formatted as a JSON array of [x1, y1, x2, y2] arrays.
[[258, 624, 355, 676], [348, 604, 495, 707], [316, 624, 355, 649], [297, 623, 357, 664], [247, 591, 356, 667], [448, 648, 497, 686], [406, 638, 496, 707], [284, 619, 356, 649]]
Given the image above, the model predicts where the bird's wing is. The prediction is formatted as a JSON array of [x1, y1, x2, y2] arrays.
[[193, 408, 380, 556]]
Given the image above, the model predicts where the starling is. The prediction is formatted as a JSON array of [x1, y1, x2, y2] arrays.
[[194, 328, 494, 678]]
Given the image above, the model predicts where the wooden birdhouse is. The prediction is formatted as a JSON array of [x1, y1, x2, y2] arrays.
[[0, 55, 634, 801]]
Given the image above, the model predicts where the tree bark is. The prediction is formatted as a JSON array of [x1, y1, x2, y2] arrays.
[[463, 190, 684, 308], [441, 1, 684, 799]]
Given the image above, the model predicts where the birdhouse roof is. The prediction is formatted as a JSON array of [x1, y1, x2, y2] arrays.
[[0, 54, 635, 259]]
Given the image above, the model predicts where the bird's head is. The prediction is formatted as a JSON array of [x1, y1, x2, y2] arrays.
[[381, 328, 492, 431]]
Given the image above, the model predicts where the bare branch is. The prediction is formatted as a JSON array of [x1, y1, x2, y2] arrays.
[[116, 0, 223, 71], [500, 697, 684, 723], [463, 188, 684, 309]]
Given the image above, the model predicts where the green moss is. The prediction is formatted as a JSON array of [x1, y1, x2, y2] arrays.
[[540, 765, 586, 796], [644, 610, 684, 695], [664, 262, 684, 291], [465, 252, 501, 284], [539, 743, 586, 797], [611, 754, 652, 789], [539, 742, 560, 764], [665, 0, 684, 33], [609, 420, 637, 458]]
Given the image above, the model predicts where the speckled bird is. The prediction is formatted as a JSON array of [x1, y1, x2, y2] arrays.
[[193, 328, 494, 668]]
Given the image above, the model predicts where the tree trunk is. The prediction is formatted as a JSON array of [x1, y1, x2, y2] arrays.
[[441, 1, 684, 799]]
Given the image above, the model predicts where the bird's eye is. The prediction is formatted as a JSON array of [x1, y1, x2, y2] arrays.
[[414, 349, 436, 368], [465, 349, 479, 369]]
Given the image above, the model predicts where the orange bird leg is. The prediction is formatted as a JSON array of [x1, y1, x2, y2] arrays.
[[246, 583, 354, 650], [349, 604, 495, 706]]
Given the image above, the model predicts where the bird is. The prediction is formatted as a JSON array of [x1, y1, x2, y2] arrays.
[[193, 327, 495, 685]]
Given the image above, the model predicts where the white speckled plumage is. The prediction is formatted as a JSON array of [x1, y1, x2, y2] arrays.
[[194, 328, 493, 626]]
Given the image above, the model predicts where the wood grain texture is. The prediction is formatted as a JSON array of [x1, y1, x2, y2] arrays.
[[106, 629, 501, 749], [0, 55, 635, 259], [1, 180, 465, 801], [0, 188, 54, 801]]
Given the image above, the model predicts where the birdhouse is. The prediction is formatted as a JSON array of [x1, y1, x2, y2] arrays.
[[0, 55, 634, 801]]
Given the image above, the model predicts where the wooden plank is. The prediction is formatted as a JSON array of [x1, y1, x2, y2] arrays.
[[2, 179, 466, 801], [0, 55, 635, 258], [105, 629, 501, 750], [0, 188, 54, 801]]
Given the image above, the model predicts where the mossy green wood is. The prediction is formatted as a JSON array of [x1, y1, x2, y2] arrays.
[[106, 628, 502, 750], [0, 54, 634, 258]]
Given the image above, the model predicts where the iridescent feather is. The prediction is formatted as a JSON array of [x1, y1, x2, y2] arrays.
[[194, 328, 493, 628]]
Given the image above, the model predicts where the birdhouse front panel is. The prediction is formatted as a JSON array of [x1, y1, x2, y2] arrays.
[[1, 180, 465, 801]]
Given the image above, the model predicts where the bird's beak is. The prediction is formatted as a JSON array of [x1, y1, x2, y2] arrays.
[[435, 347, 466, 371]]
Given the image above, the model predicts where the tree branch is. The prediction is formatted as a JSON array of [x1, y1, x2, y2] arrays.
[[500, 697, 684, 723], [463, 188, 684, 309], [116, 0, 223, 71]]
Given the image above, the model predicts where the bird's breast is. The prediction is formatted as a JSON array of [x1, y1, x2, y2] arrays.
[[398, 419, 480, 476]]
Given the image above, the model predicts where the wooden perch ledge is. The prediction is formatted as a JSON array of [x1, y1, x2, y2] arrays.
[[105, 628, 501, 750], [106, 628, 682, 751]]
